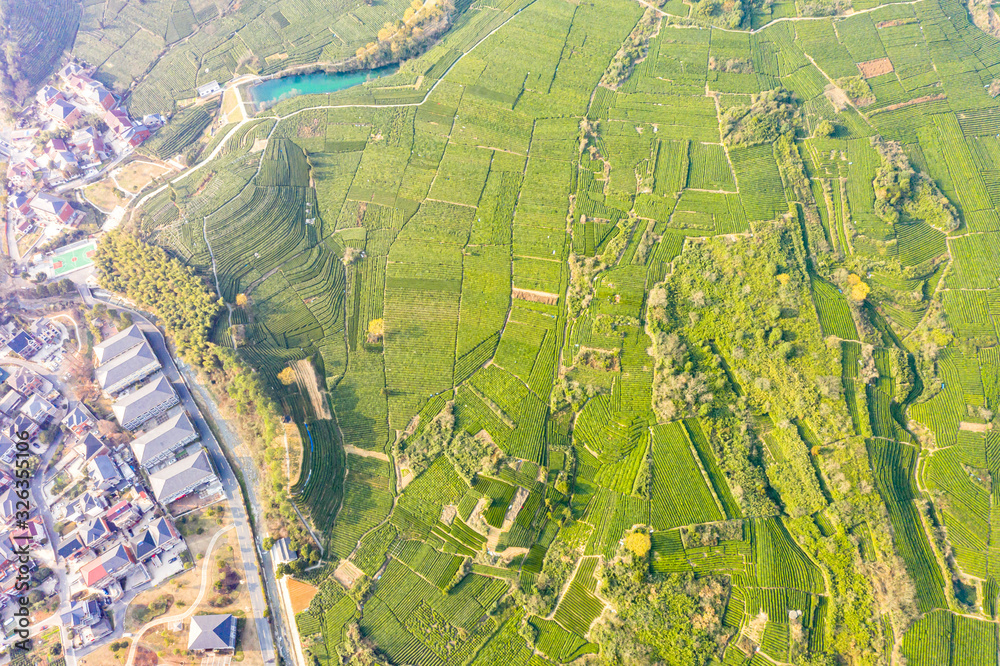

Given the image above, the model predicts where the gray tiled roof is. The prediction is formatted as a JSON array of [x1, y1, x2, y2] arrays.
[[112, 375, 176, 428], [131, 411, 197, 467], [94, 325, 146, 365], [133, 517, 179, 559], [95, 341, 159, 391], [188, 614, 236, 651], [149, 449, 215, 503], [63, 402, 96, 429]]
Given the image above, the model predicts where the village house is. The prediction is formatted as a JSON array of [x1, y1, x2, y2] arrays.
[[61, 599, 112, 645], [64, 490, 107, 523], [3, 331, 42, 359], [78, 543, 139, 589], [77, 515, 113, 550], [0, 487, 21, 528], [38, 138, 79, 175], [75, 432, 109, 463], [70, 126, 109, 163], [10, 518, 46, 550], [35, 85, 65, 107], [133, 516, 181, 561], [188, 614, 237, 653], [19, 393, 56, 425], [3, 414, 39, 439], [29, 191, 79, 225], [63, 403, 97, 436], [48, 99, 83, 128], [5, 367, 54, 398], [104, 499, 142, 530], [0, 391, 23, 417], [6, 159, 39, 189], [56, 534, 86, 561], [87, 454, 122, 491], [87, 455, 122, 491], [103, 108, 134, 135], [80, 80, 116, 111]]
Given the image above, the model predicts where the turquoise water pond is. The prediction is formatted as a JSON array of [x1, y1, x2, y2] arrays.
[[247, 65, 400, 105]]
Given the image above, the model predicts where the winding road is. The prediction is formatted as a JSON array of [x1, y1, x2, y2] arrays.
[[124, 525, 234, 666]]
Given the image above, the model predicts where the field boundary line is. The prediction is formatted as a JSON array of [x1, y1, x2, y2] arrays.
[[634, 0, 924, 34], [134, 0, 537, 220]]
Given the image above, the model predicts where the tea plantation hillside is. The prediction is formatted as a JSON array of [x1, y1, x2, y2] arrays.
[[132, 0, 1000, 661], [68, 0, 443, 117]]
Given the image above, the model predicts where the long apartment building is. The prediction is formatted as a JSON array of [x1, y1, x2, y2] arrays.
[[94, 325, 161, 394]]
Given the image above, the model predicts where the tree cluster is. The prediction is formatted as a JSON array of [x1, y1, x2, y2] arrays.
[[567, 254, 605, 317], [595, 535, 733, 665], [355, 0, 454, 67], [872, 138, 959, 232], [550, 376, 599, 412], [691, 0, 745, 28], [396, 402, 503, 483], [720, 88, 798, 148], [648, 331, 715, 421], [835, 76, 875, 106], [95, 230, 223, 364], [708, 56, 753, 73], [600, 9, 659, 89]]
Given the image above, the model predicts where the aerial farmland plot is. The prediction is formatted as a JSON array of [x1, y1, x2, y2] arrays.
[[55, 0, 1000, 659]]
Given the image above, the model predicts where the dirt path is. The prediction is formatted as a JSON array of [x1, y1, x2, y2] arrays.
[[544, 554, 586, 621], [634, 0, 924, 34], [124, 525, 234, 666], [343, 445, 390, 461]]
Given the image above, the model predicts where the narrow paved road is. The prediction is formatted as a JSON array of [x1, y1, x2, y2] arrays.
[[81, 288, 283, 665]]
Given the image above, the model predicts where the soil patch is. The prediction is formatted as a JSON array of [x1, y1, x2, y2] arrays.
[[857, 57, 893, 78], [299, 118, 324, 138], [512, 287, 559, 305], [286, 578, 319, 613], [84, 179, 124, 212], [135, 646, 158, 666], [333, 560, 364, 589], [959, 421, 990, 433], [116, 161, 172, 194], [293, 359, 332, 419], [823, 83, 851, 112], [869, 93, 947, 115]]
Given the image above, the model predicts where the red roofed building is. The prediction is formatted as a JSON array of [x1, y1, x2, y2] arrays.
[[29, 192, 77, 224], [104, 500, 141, 530], [48, 99, 82, 128], [11, 518, 45, 550], [121, 125, 151, 147], [6, 159, 39, 189], [79, 544, 137, 588], [35, 86, 64, 107], [71, 127, 109, 162], [104, 109, 134, 135], [11, 192, 32, 215], [66, 72, 95, 94], [81, 81, 116, 111]]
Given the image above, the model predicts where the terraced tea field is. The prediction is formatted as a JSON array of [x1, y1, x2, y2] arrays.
[[130, 0, 1000, 660]]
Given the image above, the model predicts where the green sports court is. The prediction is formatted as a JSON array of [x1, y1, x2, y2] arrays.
[[51, 241, 97, 276]]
